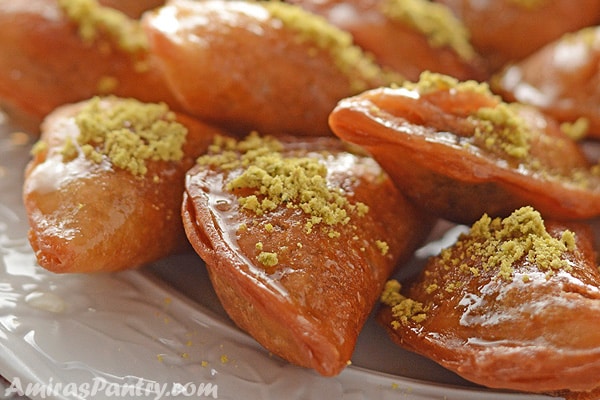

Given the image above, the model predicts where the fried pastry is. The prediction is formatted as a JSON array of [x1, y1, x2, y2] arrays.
[[492, 26, 600, 139], [181, 133, 434, 376], [329, 71, 600, 223], [23, 96, 226, 273], [378, 206, 600, 397], [436, 0, 600, 72], [287, 0, 488, 81], [0, 0, 180, 123], [142, 0, 400, 137]]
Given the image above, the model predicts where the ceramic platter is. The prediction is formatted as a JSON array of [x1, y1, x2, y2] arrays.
[[0, 111, 558, 400]]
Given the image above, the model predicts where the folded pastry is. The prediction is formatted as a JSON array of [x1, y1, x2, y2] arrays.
[[287, 0, 488, 81], [0, 0, 180, 122], [378, 206, 600, 398], [181, 133, 433, 376], [436, 0, 600, 72], [329, 71, 600, 223], [142, 0, 400, 137], [492, 26, 600, 138], [24, 96, 226, 273]]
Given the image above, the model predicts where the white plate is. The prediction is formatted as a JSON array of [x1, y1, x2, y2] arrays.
[[0, 110, 557, 400]]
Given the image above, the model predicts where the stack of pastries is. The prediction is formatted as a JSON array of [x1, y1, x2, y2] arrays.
[[4, 0, 600, 397]]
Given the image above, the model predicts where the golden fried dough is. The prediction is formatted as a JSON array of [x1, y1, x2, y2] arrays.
[[492, 26, 600, 139], [0, 0, 180, 123], [182, 133, 433, 375], [437, 0, 600, 72], [24, 96, 227, 273], [288, 0, 488, 81], [142, 0, 400, 137], [329, 72, 600, 223], [378, 206, 600, 397]]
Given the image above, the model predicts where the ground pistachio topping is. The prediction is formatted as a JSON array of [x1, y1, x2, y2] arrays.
[[380, 279, 428, 328], [560, 118, 590, 141], [404, 72, 531, 160], [197, 132, 370, 233], [30, 140, 48, 157], [440, 206, 575, 281], [470, 103, 530, 159], [381, 0, 476, 61], [376, 240, 390, 255], [58, 0, 148, 53], [262, 2, 401, 92], [402, 71, 493, 96], [257, 251, 279, 267], [63, 97, 187, 176]]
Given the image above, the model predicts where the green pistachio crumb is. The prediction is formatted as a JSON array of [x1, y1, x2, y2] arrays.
[[257, 251, 279, 267], [58, 0, 148, 53], [381, 0, 476, 61], [66, 96, 187, 176]]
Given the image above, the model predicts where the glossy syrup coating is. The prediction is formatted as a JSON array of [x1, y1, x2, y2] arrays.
[[23, 96, 227, 273], [142, 0, 400, 137], [492, 26, 600, 139], [181, 133, 434, 376], [436, 0, 600, 72], [329, 72, 600, 224], [378, 207, 600, 397], [0, 0, 181, 124], [287, 0, 488, 81]]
